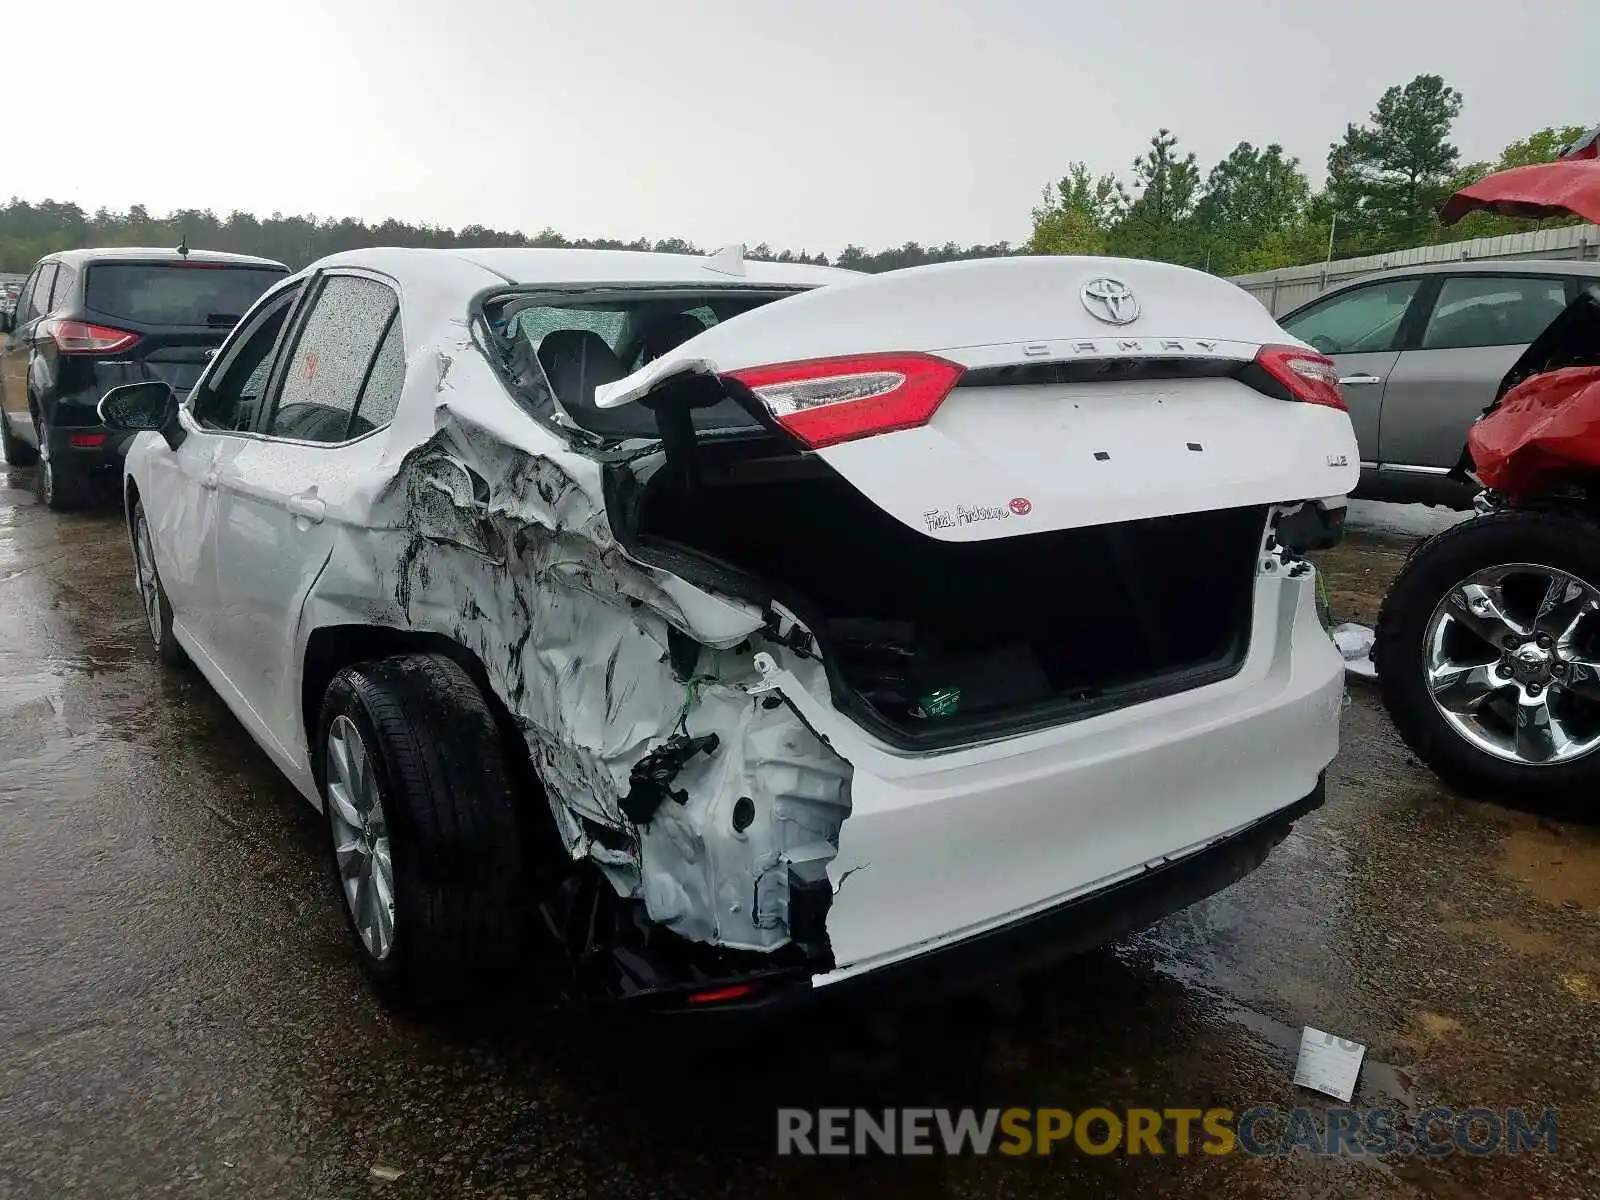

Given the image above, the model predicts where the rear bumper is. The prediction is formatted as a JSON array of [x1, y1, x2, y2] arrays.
[[765, 561, 1345, 982], [623, 562, 1344, 1013], [631, 774, 1325, 1014], [43, 422, 131, 478]]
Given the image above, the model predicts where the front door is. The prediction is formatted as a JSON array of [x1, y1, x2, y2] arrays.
[[211, 270, 404, 762], [150, 282, 308, 653], [1278, 275, 1426, 467]]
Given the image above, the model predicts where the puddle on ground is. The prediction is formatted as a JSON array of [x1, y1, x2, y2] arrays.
[[1138, 942, 1422, 1114]]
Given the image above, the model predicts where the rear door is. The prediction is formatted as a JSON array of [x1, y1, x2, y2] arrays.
[[1380, 273, 1576, 471], [1278, 275, 1426, 466], [211, 270, 405, 761], [600, 256, 1360, 533]]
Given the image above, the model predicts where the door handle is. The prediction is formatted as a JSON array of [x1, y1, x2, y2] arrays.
[[286, 493, 326, 524], [1338, 373, 1384, 386]]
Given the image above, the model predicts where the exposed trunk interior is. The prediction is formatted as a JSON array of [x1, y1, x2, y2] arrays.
[[625, 441, 1267, 747]]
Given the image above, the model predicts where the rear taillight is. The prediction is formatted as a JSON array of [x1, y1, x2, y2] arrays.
[[69, 433, 107, 448], [1253, 344, 1346, 411], [685, 983, 755, 1005], [724, 352, 965, 449], [39, 319, 138, 354]]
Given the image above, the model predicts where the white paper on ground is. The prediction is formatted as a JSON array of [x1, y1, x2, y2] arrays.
[[1332, 622, 1377, 680], [1294, 1026, 1367, 1102]]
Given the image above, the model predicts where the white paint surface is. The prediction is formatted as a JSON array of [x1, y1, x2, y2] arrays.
[[127, 246, 1353, 981]]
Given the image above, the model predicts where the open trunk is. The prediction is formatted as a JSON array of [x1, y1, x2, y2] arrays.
[[626, 441, 1267, 747]]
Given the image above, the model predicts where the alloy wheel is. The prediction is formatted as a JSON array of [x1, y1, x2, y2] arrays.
[[132, 513, 163, 646], [35, 439, 52, 506], [326, 714, 397, 960], [1424, 562, 1600, 766]]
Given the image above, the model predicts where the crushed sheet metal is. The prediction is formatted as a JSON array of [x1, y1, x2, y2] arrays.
[[319, 340, 853, 953]]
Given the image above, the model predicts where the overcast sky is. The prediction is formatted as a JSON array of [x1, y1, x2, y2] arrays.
[[9, 0, 1596, 253]]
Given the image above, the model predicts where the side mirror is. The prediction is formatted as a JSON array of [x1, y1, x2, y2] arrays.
[[99, 382, 186, 451]]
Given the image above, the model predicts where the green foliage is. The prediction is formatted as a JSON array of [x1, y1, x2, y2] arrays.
[[5, 83, 1592, 285], [1324, 74, 1464, 251], [1193, 143, 1310, 275], [1028, 162, 1119, 255], [1027, 76, 1589, 277], [1107, 130, 1203, 264], [0, 200, 1014, 276]]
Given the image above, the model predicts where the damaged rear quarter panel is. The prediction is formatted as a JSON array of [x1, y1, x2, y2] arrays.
[[302, 330, 853, 955]]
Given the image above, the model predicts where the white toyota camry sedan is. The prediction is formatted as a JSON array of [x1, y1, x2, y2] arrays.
[[99, 245, 1358, 1010]]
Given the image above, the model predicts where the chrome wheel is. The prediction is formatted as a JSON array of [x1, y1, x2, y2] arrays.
[[133, 513, 163, 646], [1425, 563, 1600, 766], [326, 714, 396, 960]]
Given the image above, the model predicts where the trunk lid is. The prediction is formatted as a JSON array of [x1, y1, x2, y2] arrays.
[[598, 256, 1359, 534]]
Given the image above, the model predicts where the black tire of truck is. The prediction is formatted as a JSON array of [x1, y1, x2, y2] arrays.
[[1375, 507, 1600, 811], [316, 653, 528, 1007], [1, 405, 37, 466]]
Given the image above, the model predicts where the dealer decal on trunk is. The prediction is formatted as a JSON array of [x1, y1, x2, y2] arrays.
[[923, 498, 1033, 532]]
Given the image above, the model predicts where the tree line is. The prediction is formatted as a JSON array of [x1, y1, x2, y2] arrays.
[[0, 75, 1586, 279], [0, 200, 1016, 277], [1029, 76, 1587, 275]]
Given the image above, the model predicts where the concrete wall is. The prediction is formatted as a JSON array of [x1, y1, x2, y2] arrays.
[[1229, 223, 1600, 316]]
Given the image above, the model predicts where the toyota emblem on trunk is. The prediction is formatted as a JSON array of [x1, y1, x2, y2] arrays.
[[1081, 277, 1140, 325]]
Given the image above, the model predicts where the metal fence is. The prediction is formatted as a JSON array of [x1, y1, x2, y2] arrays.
[[1228, 223, 1600, 316]]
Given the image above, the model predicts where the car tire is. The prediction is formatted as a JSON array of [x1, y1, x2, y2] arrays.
[[130, 500, 187, 667], [32, 412, 84, 511], [0, 405, 37, 466], [316, 653, 527, 1006], [1375, 508, 1600, 809]]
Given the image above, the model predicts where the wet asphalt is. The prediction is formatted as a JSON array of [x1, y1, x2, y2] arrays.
[[2, 463, 1598, 1200]]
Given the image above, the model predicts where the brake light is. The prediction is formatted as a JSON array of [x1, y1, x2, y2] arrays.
[[69, 433, 107, 448], [1254, 344, 1346, 410], [686, 983, 755, 1005], [724, 352, 965, 449], [39, 319, 138, 354]]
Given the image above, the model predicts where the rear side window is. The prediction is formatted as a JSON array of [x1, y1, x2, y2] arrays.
[[47, 263, 77, 310], [351, 319, 405, 435], [266, 274, 401, 444], [84, 264, 285, 327], [1420, 276, 1571, 350], [1281, 279, 1421, 355], [500, 293, 785, 438]]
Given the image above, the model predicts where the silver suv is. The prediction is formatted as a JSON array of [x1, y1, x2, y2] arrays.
[[1279, 260, 1600, 507]]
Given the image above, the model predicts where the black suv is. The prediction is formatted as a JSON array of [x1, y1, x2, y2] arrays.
[[0, 247, 289, 508]]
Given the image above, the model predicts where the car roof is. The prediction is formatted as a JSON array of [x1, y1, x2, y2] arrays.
[[307, 246, 860, 290], [1329, 258, 1600, 288], [40, 246, 290, 270]]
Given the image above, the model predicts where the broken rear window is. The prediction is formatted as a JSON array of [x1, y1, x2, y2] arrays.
[[494, 290, 801, 440]]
